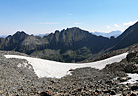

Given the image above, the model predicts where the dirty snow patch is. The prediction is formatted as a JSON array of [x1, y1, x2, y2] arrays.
[[5, 52, 128, 78], [120, 73, 138, 84]]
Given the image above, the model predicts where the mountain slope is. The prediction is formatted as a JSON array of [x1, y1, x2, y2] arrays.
[[45, 27, 110, 53], [111, 22, 138, 50], [32, 27, 112, 62]]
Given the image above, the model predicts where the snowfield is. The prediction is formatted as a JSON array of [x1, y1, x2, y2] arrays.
[[5, 53, 128, 78], [120, 73, 138, 84]]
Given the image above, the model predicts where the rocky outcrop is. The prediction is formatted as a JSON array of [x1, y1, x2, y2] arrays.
[[126, 52, 137, 62]]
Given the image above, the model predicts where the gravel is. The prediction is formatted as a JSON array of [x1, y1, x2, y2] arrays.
[[0, 50, 138, 96]]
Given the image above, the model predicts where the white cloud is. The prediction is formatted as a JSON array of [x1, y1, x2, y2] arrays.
[[74, 22, 82, 25], [123, 20, 138, 26], [38, 22, 59, 25], [106, 25, 110, 29], [114, 24, 119, 28]]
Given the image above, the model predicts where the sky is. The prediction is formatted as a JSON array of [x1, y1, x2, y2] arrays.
[[0, 0, 138, 35]]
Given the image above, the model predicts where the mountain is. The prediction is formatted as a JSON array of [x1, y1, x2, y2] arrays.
[[35, 33, 49, 38], [0, 35, 7, 38], [93, 30, 122, 38], [111, 22, 138, 51], [2, 26, 138, 96], [0, 27, 112, 62], [27, 27, 113, 62], [45, 27, 110, 52], [3, 31, 29, 51], [1, 22, 138, 62]]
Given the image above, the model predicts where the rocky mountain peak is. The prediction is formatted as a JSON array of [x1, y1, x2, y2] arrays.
[[13, 31, 28, 37]]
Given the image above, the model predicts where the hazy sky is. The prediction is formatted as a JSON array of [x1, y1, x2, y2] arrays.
[[0, 0, 138, 35]]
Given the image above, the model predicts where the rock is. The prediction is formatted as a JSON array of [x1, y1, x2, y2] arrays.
[[133, 69, 138, 73], [103, 90, 111, 94], [50, 80, 55, 83], [110, 90, 116, 95], [133, 57, 138, 64], [95, 89, 101, 93], [131, 86, 138, 91], [39, 92, 51, 96], [77, 88, 82, 92], [126, 52, 136, 62], [69, 68, 75, 71], [124, 64, 136, 73], [105, 80, 113, 85], [130, 93, 137, 96], [119, 77, 131, 82], [122, 93, 127, 96]]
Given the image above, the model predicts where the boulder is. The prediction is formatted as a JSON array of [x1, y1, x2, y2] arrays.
[[124, 64, 137, 73], [126, 53, 136, 62], [39, 92, 51, 96], [110, 90, 116, 95], [103, 90, 111, 94], [105, 80, 113, 85], [118, 77, 131, 82], [130, 93, 137, 96], [131, 86, 138, 91]]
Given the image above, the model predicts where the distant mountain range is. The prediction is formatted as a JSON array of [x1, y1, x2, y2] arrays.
[[93, 30, 122, 38], [0, 35, 7, 38], [35, 33, 49, 38], [0, 22, 138, 62]]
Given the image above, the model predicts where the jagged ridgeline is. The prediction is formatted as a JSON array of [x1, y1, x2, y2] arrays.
[[0, 27, 110, 62], [1, 22, 138, 62]]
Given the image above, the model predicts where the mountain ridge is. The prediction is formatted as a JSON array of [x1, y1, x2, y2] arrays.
[[0, 22, 138, 62], [111, 21, 138, 51], [0, 27, 111, 62]]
